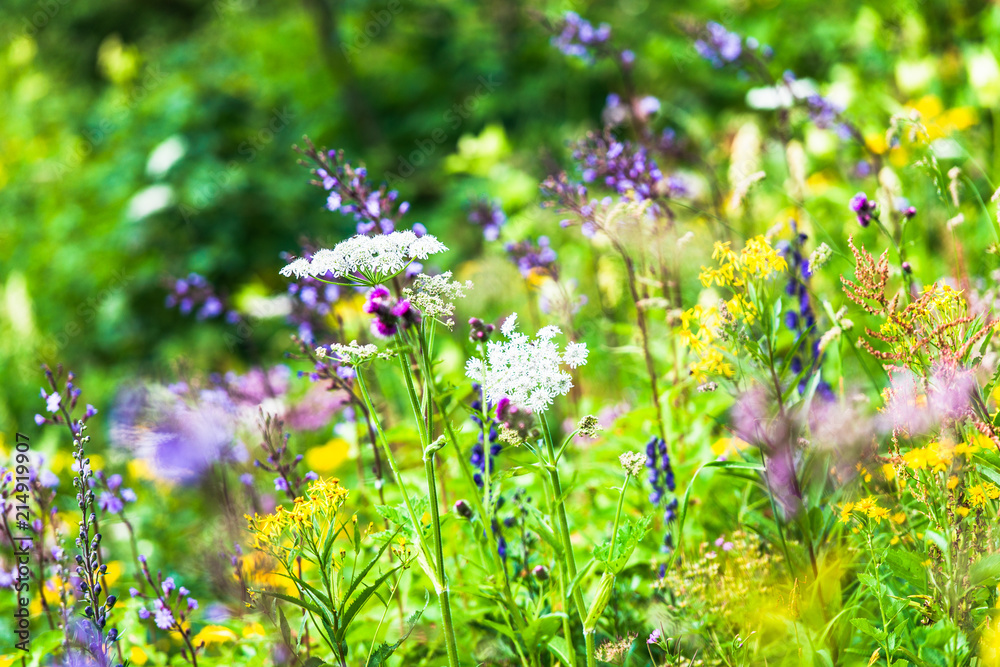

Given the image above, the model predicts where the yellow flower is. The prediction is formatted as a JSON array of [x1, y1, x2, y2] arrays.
[[305, 438, 351, 473], [242, 622, 266, 638], [867, 506, 890, 524], [838, 502, 855, 524], [956, 507, 970, 518], [192, 625, 238, 646], [902, 442, 953, 472], [968, 483, 1000, 507], [947, 475, 960, 490], [129, 646, 149, 666]]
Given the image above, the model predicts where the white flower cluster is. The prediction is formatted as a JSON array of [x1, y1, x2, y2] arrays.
[[326, 340, 393, 365], [465, 313, 588, 413], [402, 272, 473, 328], [279, 231, 447, 283], [619, 451, 645, 477], [808, 242, 832, 271]]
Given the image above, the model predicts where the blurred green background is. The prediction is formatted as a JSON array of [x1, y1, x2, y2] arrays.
[[1, 0, 997, 434]]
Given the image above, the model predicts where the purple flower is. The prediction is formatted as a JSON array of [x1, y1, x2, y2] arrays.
[[695, 22, 743, 67], [505, 237, 558, 278], [138, 608, 151, 620], [106, 474, 122, 491], [120, 488, 137, 503], [647, 629, 661, 644], [162, 577, 175, 595], [152, 599, 174, 629], [240, 473, 253, 486], [551, 11, 612, 63], [274, 477, 289, 492], [34, 414, 46, 426], [129, 588, 139, 597], [467, 198, 506, 241], [46, 392, 62, 413], [39, 470, 59, 488], [187, 598, 198, 610], [849, 192, 878, 226], [97, 492, 123, 515]]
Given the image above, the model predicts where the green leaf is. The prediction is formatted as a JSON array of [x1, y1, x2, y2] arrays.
[[365, 594, 428, 667], [337, 567, 399, 644], [566, 557, 596, 601], [884, 548, 927, 588], [279, 606, 292, 648], [376, 497, 429, 537], [851, 617, 888, 643], [547, 636, 572, 665], [592, 515, 651, 573], [343, 526, 399, 607], [523, 613, 568, 649], [262, 590, 324, 618], [969, 553, 1000, 588]]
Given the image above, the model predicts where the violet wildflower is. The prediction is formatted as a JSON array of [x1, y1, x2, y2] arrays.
[[645, 436, 675, 505], [164, 273, 240, 323], [470, 385, 501, 487], [551, 11, 612, 63], [694, 22, 743, 67], [297, 141, 412, 235], [849, 192, 879, 227], [778, 225, 833, 399], [504, 237, 558, 279], [467, 197, 506, 241], [362, 285, 422, 338], [281, 245, 345, 343], [647, 629, 661, 644]]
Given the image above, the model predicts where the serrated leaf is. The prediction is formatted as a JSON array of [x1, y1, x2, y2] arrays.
[[592, 515, 651, 573], [851, 617, 888, 643], [365, 592, 428, 666], [337, 568, 399, 644]]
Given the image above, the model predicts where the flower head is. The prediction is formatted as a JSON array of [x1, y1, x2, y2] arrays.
[[619, 451, 645, 476], [465, 314, 587, 413], [279, 231, 447, 285], [402, 272, 473, 328]]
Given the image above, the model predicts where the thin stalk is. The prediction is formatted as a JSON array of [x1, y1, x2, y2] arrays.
[[540, 417, 595, 667], [395, 333, 460, 667]]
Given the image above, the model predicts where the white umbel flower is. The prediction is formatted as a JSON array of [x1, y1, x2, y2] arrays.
[[402, 272, 473, 328], [279, 231, 447, 284], [326, 340, 393, 365], [619, 451, 645, 476], [465, 313, 588, 413]]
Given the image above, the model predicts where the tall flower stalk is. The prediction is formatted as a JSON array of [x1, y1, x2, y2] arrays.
[[283, 231, 463, 667]]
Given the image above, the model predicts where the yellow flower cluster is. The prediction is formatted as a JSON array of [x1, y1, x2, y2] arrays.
[[245, 477, 349, 550], [839, 497, 890, 525], [901, 439, 978, 474], [681, 236, 786, 381], [968, 482, 1000, 508], [678, 304, 734, 381], [698, 236, 787, 289]]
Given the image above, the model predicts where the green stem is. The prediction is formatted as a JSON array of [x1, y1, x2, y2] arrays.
[[394, 334, 460, 667], [608, 475, 631, 559], [353, 370, 437, 584], [541, 416, 595, 667]]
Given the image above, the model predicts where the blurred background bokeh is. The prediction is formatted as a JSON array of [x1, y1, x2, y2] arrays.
[[1, 0, 997, 433]]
